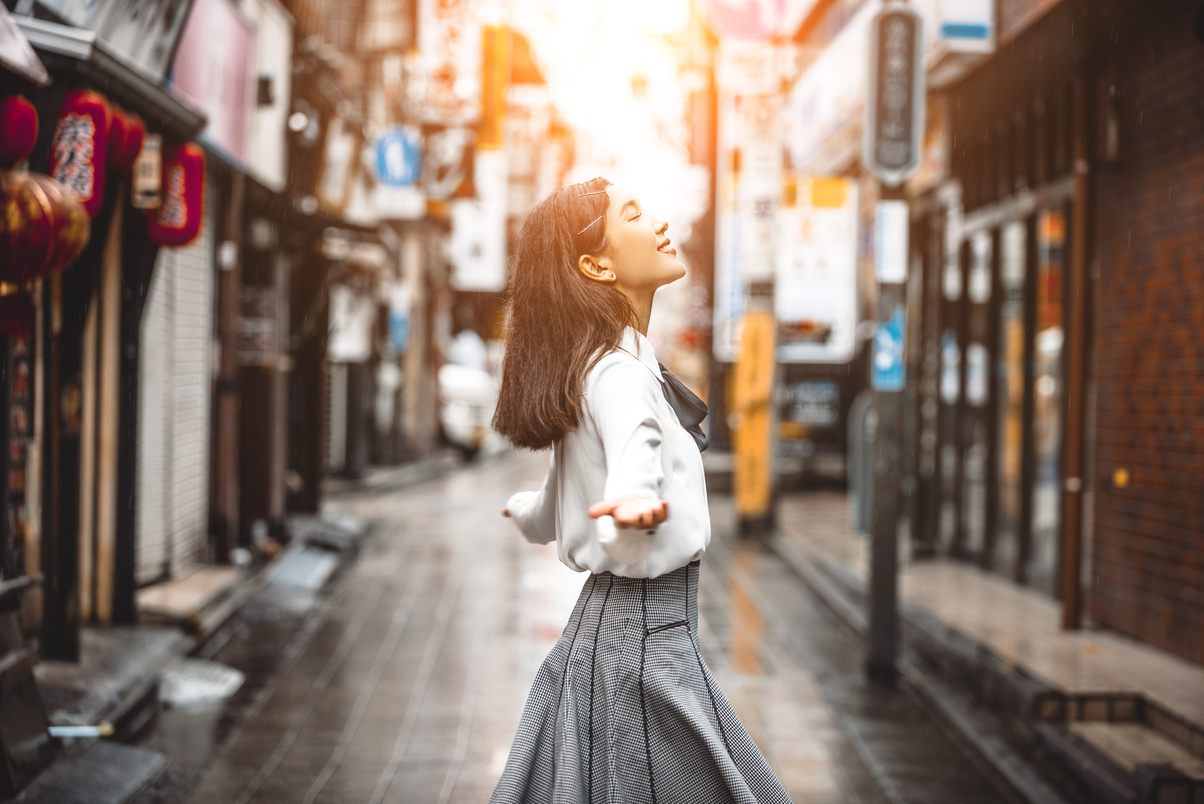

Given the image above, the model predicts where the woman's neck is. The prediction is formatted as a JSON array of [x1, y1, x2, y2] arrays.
[[623, 289, 654, 335]]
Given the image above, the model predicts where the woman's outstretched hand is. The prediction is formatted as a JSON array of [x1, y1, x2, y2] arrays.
[[587, 497, 669, 529]]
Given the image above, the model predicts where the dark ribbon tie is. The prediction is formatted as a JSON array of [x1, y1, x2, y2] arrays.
[[658, 362, 709, 453]]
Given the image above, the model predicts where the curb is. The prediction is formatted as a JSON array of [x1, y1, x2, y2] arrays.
[[771, 535, 1079, 804]]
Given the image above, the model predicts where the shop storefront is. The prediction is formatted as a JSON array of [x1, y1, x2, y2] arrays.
[[12, 7, 206, 656], [932, 6, 1083, 596]]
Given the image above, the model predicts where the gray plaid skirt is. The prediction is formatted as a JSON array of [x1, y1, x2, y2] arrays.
[[489, 561, 793, 803]]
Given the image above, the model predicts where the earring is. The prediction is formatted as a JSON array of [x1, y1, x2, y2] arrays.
[[606, 272, 615, 279]]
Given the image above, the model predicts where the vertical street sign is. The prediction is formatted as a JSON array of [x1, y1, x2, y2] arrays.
[[733, 309, 776, 536], [863, 0, 923, 686], [864, 1, 925, 187]]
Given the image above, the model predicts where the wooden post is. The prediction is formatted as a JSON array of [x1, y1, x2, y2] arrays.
[[114, 195, 161, 624], [211, 171, 244, 562], [40, 194, 113, 660]]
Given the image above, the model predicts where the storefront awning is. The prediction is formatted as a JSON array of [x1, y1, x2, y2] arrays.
[[15, 16, 205, 140]]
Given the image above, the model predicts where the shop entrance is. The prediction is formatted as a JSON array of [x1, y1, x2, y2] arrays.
[[951, 187, 1071, 594]]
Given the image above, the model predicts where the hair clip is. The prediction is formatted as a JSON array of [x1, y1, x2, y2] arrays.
[[577, 213, 605, 236]]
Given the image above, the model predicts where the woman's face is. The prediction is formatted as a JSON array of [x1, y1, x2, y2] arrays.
[[599, 184, 686, 292]]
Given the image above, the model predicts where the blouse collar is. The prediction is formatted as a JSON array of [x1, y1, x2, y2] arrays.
[[619, 327, 665, 384]]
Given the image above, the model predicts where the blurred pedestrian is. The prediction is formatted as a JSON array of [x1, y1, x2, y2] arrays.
[[490, 178, 792, 803]]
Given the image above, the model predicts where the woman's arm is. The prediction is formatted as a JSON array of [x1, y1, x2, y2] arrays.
[[503, 449, 558, 544]]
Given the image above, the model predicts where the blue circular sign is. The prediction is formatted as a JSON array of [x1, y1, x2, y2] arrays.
[[375, 127, 423, 188]]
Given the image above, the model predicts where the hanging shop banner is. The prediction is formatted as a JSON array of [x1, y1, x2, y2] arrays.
[[712, 92, 741, 363], [448, 150, 506, 292], [776, 177, 859, 363], [35, 0, 195, 80], [416, 0, 482, 123], [479, 25, 509, 150], [737, 94, 781, 284], [864, 1, 925, 187], [244, 0, 292, 192], [48, 89, 111, 217], [712, 92, 781, 362], [147, 142, 205, 246], [171, 0, 255, 165]]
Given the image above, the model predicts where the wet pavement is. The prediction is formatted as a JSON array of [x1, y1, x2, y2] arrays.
[[167, 452, 1012, 803]]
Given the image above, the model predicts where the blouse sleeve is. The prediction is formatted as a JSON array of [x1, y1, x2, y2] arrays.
[[506, 449, 558, 545], [586, 357, 666, 566]]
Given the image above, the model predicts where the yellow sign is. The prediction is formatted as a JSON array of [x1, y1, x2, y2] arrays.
[[732, 311, 775, 518], [479, 26, 510, 151]]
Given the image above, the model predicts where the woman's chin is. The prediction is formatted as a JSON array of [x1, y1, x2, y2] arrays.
[[662, 261, 688, 285]]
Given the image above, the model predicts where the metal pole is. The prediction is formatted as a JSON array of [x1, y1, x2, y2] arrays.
[[867, 185, 908, 686]]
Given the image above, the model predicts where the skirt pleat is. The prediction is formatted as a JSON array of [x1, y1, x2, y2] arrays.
[[490, 562, 793, 804]]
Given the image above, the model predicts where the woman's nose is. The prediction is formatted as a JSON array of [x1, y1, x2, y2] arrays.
[[654, 218, 668, 235]]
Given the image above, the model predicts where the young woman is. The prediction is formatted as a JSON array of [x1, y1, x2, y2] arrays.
[[490, 178, 792, 804]]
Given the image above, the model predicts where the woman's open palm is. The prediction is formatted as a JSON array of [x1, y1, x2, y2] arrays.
[[587, 497, 669, 529]]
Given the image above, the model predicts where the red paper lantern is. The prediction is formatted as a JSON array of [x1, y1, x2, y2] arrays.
[[47, 89, 111, 218], [108, 110, 145, 172], [0, 170, 91, 284], [0, 96, 38, 167], [147, 142, 205, 247]]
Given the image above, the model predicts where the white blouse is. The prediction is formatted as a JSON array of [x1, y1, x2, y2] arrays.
[[505, 327, 710, 578]]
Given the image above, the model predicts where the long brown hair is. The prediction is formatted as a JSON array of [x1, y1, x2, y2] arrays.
[[492, 177, 636, 450]]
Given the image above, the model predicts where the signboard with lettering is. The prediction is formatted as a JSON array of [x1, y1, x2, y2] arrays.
[[776, 176, 859, 363], [864, 2, 925, 186]]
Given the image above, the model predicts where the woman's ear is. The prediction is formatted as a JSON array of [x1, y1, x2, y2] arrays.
[[577, 253, 616, 284]]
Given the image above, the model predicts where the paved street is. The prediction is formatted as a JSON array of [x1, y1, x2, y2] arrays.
[[185, 453, 1009, 803]]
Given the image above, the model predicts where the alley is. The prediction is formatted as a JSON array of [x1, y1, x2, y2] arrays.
[[184, 453, 1010, 804]]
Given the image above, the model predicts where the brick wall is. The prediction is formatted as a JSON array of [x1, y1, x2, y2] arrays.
[[1090, 1, 1204, 666]]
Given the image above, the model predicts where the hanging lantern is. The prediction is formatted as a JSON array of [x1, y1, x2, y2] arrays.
[[0, 96, 38, 167], [0, 170, 91, 284], [47, 89, 111, 218], [108, 110, 146, 172], [147, 142, 204, 247]]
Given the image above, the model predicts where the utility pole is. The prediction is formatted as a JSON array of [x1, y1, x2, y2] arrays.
[[863, 0, 924, 686]]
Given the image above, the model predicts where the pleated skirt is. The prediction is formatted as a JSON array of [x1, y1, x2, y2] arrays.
[[489, 561, 793, 804]]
